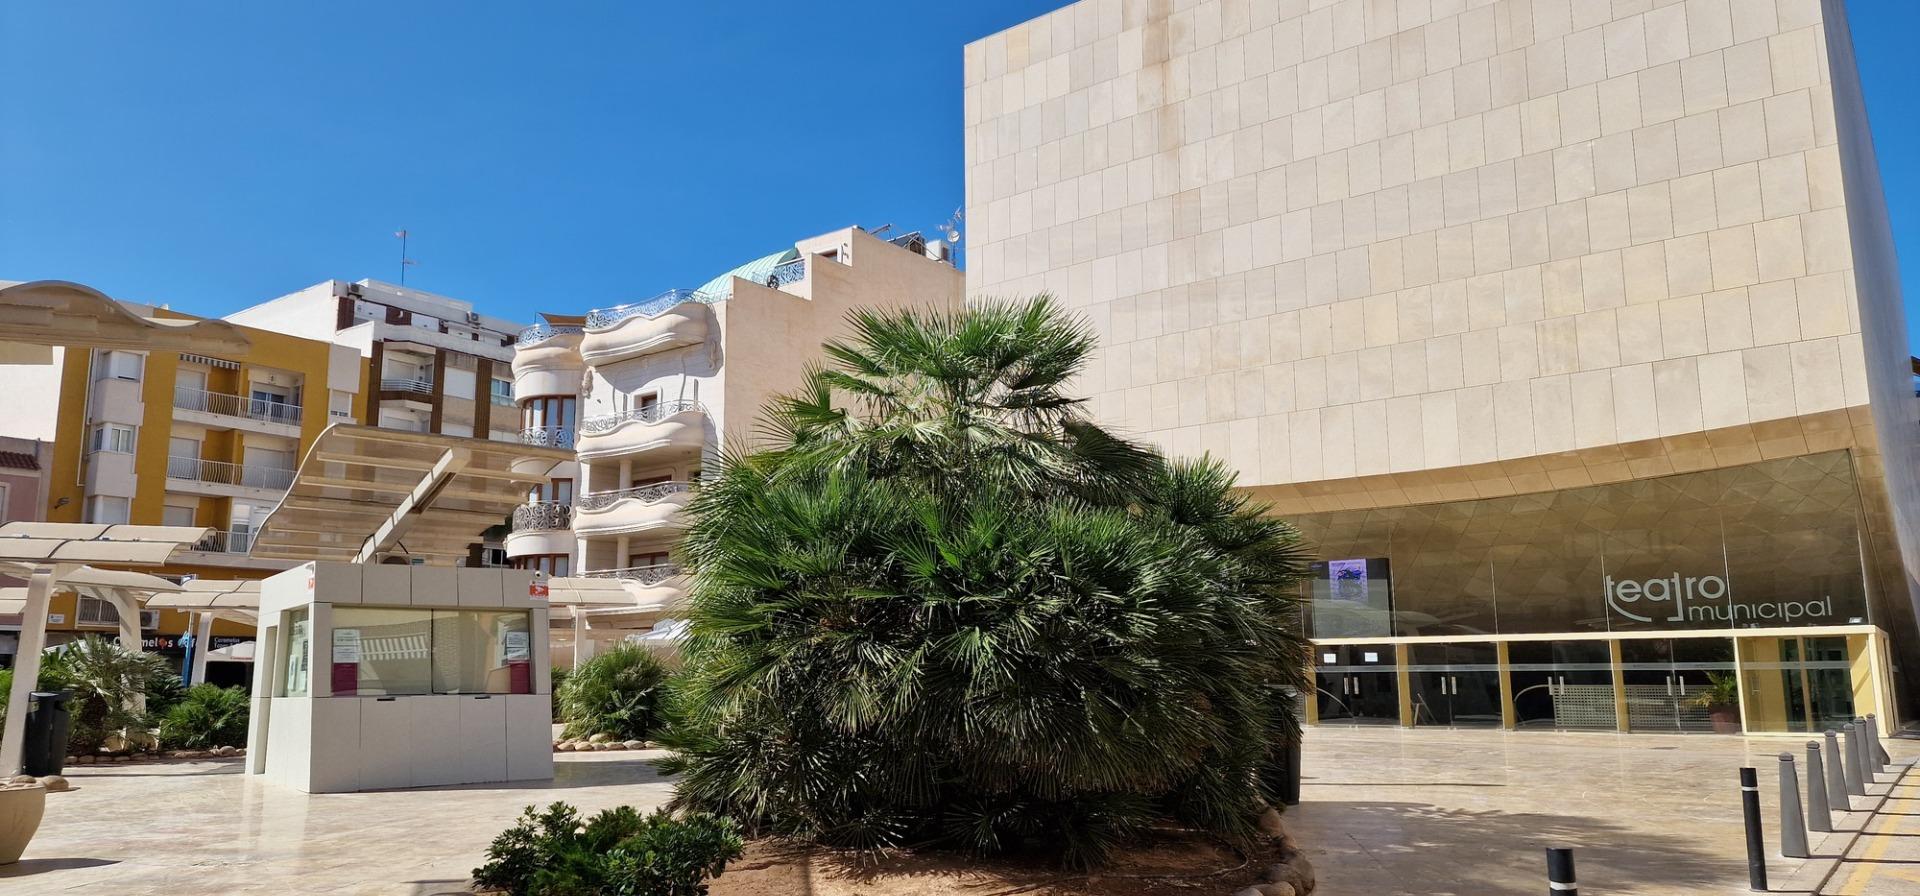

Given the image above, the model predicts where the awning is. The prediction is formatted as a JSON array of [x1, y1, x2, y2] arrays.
[[0, 280, 251, 357], [250, 424, 572, 565], [0, 522, 212, 574], [206, 640, 255, 662]]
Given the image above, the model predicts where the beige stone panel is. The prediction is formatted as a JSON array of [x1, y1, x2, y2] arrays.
[[1670, 171, 1719, 236], [1262, 362, 1296, 416], [1752, 217, 1807, 283], [1587, 190, 1632, 252], [1480, 159, 1521, 217], [1640, 61, 1686, 128], [1540, 260, 1582, 319], [1838, 332, 1870, 409], [1509, 206, 1551, 267], [1659, 294, 1711, 360], [1432, 279, 1470, 334], [1531, 374, 1577, 454], [1679, 49, 1730, 115], [1320, 351, 1356, 407], [1719, 99, 1769, 167], [1427, 332, 1465, 391], [1570, 368, 1620, 448], [1581, 251, 1628, 310], [1576, 308, 1623, 370], [1764, 90, 1817, 157], [1498, 324, 1541, 381], [1788, 337, 1845, 415], [1632, 121, 1680, 185], [1357, 345, 1394, 401], [1611, 362, 1659, 443], [1538, 315, 1582, 376], [1492, 379, 1538, 459], [1462, 328, 1503, 386], [1517, 151, 1559, 210], [1352, 399, 1390, 475], [1394, 281, 1432, 338], [1702, 287, 1757, 352], [1722, 35, 1774, 105], [1257, 412, 1292, 484], [1708, 225, 1760, 291], [1547, 200, 1592, 260], [1712, 163, 1764, 227], [1800, 206, 1853, 275], [1420, 390, 1462, 468], [1794, 271, 1852, 339], [1652, 356, 1706, 435], [1768, 26, 1822, 94], [1758, 154, 1812, 219], [1697, 350, 1751, 430], [1566, 25, 1608, 88], [1319, 404, 1357, 480], [1664, 233, 1714, 297], [1436, 223, 1476, 281], [1599, 73, 1644, 137], [1747, 279, 1804, 346], [1804, 144, 1845, 210], [1626, 182, 1675, 244], [1391, 341, 1429, 397], [1457, 383, 1500, 464], [1645, 2, 1692, 67], [1617, 302, 1665, 365], [1592, 132, 1638, 195]]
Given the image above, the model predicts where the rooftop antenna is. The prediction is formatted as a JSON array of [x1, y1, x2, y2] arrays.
[[394, 230, 419, 285]]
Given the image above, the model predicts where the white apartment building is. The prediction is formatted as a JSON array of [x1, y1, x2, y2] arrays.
[[509, 226, 964, 657]]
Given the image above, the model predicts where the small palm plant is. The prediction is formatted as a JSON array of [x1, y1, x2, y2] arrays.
[[659, 297, 1308, 867], [48, 636, 172, 752]]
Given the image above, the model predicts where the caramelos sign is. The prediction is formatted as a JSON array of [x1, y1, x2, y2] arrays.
[[1604, 572, 1833, 625]]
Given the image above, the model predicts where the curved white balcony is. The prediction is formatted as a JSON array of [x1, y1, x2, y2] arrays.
[[579, 563, 690, 620], [504, 501, 574, 559], [573, 481, 693, 537], [579, 290, 716, 366], [576, 400, 706, 462], [512, 323, 586, 401]]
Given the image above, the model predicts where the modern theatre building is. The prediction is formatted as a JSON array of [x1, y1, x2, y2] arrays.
[[964, 0, 1919, 734]]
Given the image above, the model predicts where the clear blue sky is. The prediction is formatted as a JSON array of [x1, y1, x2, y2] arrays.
[[3, 1, 1916, 347]]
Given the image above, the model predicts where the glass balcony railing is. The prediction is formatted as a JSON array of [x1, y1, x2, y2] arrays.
[[174, 386, 303, 426], [579, 400, 705, 435], [584, 289, 720, 330], [379, 377, 435, 395]]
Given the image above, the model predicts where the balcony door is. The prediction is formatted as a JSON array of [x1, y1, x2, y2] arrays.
[[169, 436, 202, 480]]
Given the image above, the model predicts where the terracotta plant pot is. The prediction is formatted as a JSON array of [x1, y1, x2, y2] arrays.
[[0, 782, 47, 864], [1708, 706, 1742, 734]]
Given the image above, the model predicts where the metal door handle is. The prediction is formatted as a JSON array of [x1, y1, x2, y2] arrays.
[[1678, 679, 1687, 695]]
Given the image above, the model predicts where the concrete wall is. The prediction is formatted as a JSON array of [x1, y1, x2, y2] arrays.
[[0, 347, 65, 441], [963, 0, 1889, 501]]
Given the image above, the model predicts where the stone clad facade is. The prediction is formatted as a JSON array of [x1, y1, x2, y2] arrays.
[[965, 0, 1920, 723]]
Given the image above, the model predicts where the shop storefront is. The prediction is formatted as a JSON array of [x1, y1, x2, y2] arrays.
[[1296, 451, 1901, 735]]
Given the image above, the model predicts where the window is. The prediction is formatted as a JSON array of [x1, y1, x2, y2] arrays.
[[163, 505, 196, 528], [88, 423, 137, 455], [489, 378, 514, 406], [93, 350, 144, 382], [0, 483, 11, 523], [637, 392, 659, 414], [513, 554, 570, 576], [630, 550, 670, 569], [521, 396, 577, 432], [250, 385, 295, 423], [77, 596, 120, 627], [85, 496, 130, 525], [283, 608, 311, 697], [533, 478, 574, 505], [328, 607, 533, 696], [329, 389, 354, 419]]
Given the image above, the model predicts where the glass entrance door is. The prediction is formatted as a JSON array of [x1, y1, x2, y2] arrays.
[[1509, 640, 1617, 730], [1621, 639, 1740, 733], [1408, 643, 1502, 728], [1313, 644, 1400, 725], [1739, 635, 1860, 733]]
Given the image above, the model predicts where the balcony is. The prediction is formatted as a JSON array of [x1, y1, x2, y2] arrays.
[[166, 455, 295, 495], [173, 386, 303, 432], [191, 529, 253, 553], [520, 426, 575, 450], [516, 322, 585, 348], [576, 400, 707, 461], [579, 289, 715, 365], [512, 324, 588, 400], [579, 564, 689, 614], [505, 501, 575, 559], [573, 481, 693, 537], [379, 376, 435, 397]]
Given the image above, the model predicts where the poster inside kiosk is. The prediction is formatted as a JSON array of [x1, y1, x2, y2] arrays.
[[332, 628, 362, 695]]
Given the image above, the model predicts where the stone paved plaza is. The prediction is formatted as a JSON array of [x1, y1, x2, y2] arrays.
[[4, 728, 1917, 894]]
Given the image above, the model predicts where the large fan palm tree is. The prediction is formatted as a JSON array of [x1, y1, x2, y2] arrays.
[[660, 297, 1308, 867]]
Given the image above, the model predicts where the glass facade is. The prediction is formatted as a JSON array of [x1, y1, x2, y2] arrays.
[[1295, 452, 1870, 640], [327, 606, 533, 697]]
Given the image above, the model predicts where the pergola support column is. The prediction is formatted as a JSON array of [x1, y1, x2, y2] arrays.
[[190, 611, 215, 685], [1, 566, 63, 775]]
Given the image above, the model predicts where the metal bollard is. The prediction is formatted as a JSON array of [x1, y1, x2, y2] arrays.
[[1854, 718, 1875, 785], [1741, 767, 1769, 891], [1778, 753, 1809, 858], [1806, 741, 1833, 833], [1824, 730, 1853, 812], [1866, 714, 1892, 769], [1546, 847, 1577, 895], [1842, 723, 1866, 796]]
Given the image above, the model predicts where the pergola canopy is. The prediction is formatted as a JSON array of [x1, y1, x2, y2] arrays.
[[0, 523, 211, 574], [250, 425, 572, 565], [0, 280, 251, 358]]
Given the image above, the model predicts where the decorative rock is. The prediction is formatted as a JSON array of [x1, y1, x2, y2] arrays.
[[1232, 888, 1265, 896], [1255, 884, 1296, 896], [1263, 862, 1310, 894], [588, 733, 612, 744], [6, 775, 35, 786], [103, 733, 128, 753], [622, 740, 645, 750], [35, 776, 68, 793], [1256, 807, 1288, 840]]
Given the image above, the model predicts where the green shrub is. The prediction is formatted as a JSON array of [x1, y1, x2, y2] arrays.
[[550, 665, 570, 719], [658, 299, 1308, 868], [159, 684, 250, 749], [472, 802, 742, 896], [556, 644, 669, 741], [145, 672, 187, 718]]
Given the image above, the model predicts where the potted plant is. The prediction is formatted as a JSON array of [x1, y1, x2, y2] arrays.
[[1691, 672, 1742, 734], [0, 779, 46, 864]]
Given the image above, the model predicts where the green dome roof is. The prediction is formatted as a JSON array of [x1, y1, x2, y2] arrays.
[[695, 247, 801, 299]]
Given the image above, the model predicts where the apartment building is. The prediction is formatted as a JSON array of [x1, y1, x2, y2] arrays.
[[3, 305, 363, 652], [966, 0, 1920, 734], [509, 226, 964, 653], [225, 278, 525, 443], [0, 436, 52, 665]]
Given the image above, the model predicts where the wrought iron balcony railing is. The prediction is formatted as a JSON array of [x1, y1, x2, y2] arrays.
[[511, 501, 573, 532], [579, 400, 705, 435], [765, 257, 806, 288], [576, 481, 692, 512], [191, 529, 253, 553], [584, 289, 720, 331], [515, 322, 585, 347], [166, 456, 295, 491], [173, 386, 304, 426], [520, 426, 575, 449], [580, 563, 683, 586]]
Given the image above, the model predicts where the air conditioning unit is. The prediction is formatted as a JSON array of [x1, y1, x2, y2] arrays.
[[466, 311, 482, 324], [140, 610, 162, 630]]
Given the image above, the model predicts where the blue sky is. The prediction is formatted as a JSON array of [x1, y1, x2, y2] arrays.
[[2, 1, 1916, 347]]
